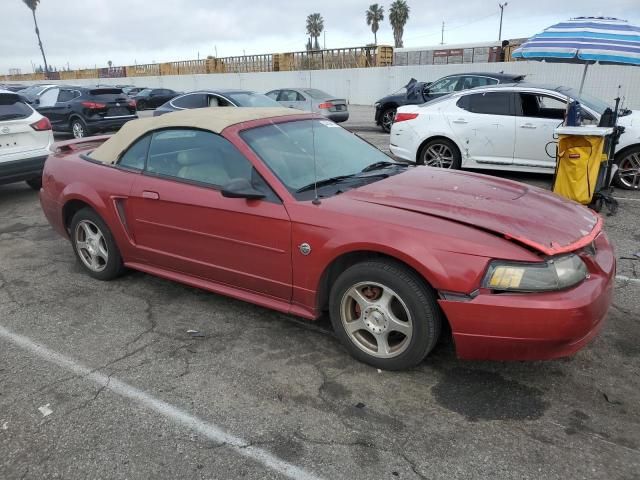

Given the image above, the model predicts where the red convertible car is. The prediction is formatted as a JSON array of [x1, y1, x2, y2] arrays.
[[40, 108, 615, 370]]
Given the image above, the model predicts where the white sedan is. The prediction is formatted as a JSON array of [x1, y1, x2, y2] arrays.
[[0, 88, 54, 190], [390, 84, 640, 189]]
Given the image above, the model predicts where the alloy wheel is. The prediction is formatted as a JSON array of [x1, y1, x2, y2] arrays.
[[617, 152, 640, 189], [74, 220, 109, 272], [72, 121, 85, 138], [422, 143, 454, 168], [339, 281, 413, 359], [381, 110, 395, 132]]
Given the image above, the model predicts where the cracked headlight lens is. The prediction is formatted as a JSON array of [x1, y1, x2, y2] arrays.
[[483, 254, 588, 292]]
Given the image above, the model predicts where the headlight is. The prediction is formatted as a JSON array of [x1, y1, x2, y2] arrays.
[[483, 254, 588, 292]]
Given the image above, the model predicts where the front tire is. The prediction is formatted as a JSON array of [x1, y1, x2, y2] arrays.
[[70, 118, 88, 139], [329, 260, 442, 370], [380, 107, 396, 133], [70, 208, 124, 281], [418, 138, 462, 169], [614, 147, 640, 190]]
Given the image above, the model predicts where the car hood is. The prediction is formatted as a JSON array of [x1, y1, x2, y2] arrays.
[[344, 168, 602, 256]]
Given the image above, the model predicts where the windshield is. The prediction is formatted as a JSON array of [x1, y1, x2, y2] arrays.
[[555, 86, 611, 115], [17, 85, 49, 100], [303, 89, 332, 99], [227, 92, 279, 107], [241, 119, 396, 197], [137, 88, 152, 96]]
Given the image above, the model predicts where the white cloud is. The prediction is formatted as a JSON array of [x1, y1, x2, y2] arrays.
[[2, 0, 639, 73]]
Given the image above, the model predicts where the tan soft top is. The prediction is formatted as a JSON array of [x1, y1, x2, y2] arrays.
[[90, 107, 306, 164]]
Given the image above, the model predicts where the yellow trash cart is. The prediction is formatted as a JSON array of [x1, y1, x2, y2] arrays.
[[552, 126, 614, 208]]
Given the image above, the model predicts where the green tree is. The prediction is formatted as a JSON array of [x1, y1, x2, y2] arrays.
[[22, 0, 49, 77], [389, 0, 410, 48], [366, 4, 384, 45], [306, 13, 324, 50]]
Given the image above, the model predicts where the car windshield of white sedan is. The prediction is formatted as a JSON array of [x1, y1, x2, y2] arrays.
[[242, 119, 402, 196], [227, 92, 279, 107]]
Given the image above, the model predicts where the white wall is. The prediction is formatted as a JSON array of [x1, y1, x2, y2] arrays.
[[20, 62, 640, 108]]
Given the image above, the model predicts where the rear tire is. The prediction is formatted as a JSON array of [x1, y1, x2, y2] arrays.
[[329, 260, 442, 370], [614, 146, 640, 190], [70, 118, 88, 139], [70, 208, 124, 281], [26, 177, 42, 190], [418, 138, 462, 169]]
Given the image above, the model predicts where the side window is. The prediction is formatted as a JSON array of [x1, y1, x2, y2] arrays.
[[462, 92, 513, 116], [295, 91, 306, 101], [266, 90, 279, 100], [172, 94, 207, 109], [428, 77, 461, 94], [519, 93, 566, 120], [118, 134, 151, 170], [460, 76, 499, 90], [278, 90, 299, 102], [146, 129, 254, 188], [57, 89, 76, 103], [38, 88, 59, 107], [208, 95, 233, 107]]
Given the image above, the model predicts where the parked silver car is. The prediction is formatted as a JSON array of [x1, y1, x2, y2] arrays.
[[265, 88, 349, 123]]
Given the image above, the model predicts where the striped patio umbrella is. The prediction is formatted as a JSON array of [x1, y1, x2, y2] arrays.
[[512, 17, 640, 92]]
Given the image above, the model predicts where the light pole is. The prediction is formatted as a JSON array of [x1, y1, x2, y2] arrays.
[[498, 2, 508, 41]]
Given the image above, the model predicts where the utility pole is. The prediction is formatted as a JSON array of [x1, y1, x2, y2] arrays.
[[440, 21, 445, 45], [498, 2, 508, 41], [324, 30, 326, 50]]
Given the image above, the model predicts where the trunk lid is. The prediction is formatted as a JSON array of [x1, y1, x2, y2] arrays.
[[345, 168, 601, 256], [85, 89, 136, 118]]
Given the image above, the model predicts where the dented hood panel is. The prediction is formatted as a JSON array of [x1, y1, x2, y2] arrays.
[[345, 168, 601, 256]]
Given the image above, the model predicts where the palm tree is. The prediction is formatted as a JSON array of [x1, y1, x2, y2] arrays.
[[22, 0, 49, 78], [389, 0, 410, 48], [306, 13, 324, 50], [366, 4, 384, 45]]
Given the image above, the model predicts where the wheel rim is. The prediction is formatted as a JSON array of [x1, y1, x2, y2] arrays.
[[340, 281, 413, 359], [382, 110, 395, 131], [422, 143, 454, 168], [617, 152, 640, 189], [72, 121, 85, 138], [74, 220, 108, 272]]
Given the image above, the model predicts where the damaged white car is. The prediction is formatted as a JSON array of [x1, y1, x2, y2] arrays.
[[390, 84, 640, 189]]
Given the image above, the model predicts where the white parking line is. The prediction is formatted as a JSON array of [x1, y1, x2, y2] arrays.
[[0, 325, 324, 480], [616, 275, 640, 284]]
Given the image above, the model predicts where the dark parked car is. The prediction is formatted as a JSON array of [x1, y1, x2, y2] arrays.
[[35, 86, 137, 138], [374, 72, 525, 132], [122, 86, 146, 97], [133, 88, 180, 110], [153, 89, 279, 116]]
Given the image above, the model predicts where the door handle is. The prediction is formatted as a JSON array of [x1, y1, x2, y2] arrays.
[[142, 191, 159, 200], [452, 119, 468, 124], [520, 124, 537, 129]]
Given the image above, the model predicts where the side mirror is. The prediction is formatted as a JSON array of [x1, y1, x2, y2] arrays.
[[221, 178, 265, 200]]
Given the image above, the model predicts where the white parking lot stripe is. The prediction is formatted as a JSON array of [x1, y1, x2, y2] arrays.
[[0, 325, 325, 480], [616, 275, 640, 284]]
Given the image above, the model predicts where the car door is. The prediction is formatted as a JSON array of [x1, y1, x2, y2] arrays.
[[514, 92, 566, 169], [45, 88, 78, 129], [277, 90, 307, 110], [148, 89, 163, 108], [448, 91, 517, 166], [34, 87, 60, 126], [126, 128, 292, 300]]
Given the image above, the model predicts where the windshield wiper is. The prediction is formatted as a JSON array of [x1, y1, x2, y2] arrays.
[[296, 174, 358, 193], [361, 160, 406, 172]]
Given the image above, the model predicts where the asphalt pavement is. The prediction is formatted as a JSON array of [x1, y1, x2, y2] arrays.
[[1, 106, 639, 480]]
